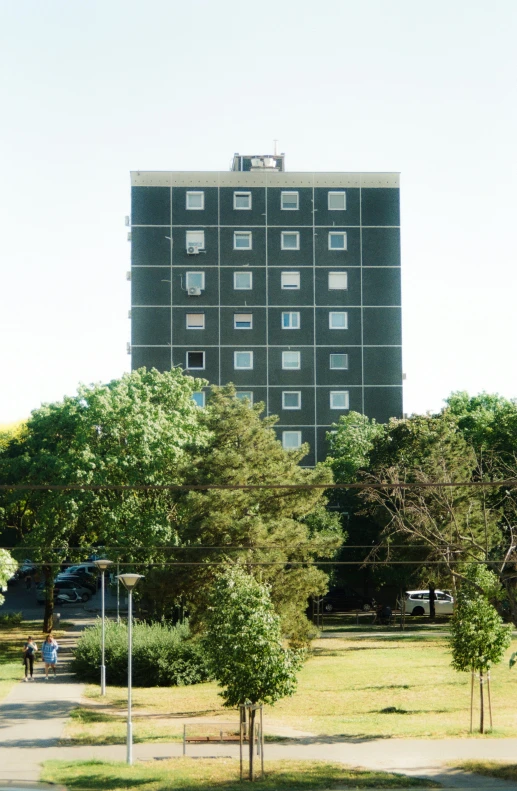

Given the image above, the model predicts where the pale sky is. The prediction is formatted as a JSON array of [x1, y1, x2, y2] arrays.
[[1, 0, 516, 423]]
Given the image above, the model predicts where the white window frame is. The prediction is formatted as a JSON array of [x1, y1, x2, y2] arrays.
[[186, 230, 205, 251], [186, 191, 204, 210], [282, 351, 301, 370], [233, 271, 253, 290], [281, 271, 300, 290], [330, 391, 350, 410], [329, 311, 348, 329], [186, 271, 205, 290], [330, 353, 349, 370], [234, 231, 252, 250], [282, 391, 301, 410], [234, 313, 253, 329], [282, 430, 302, 450], [328, 191, 346, 211], [233, 191, 252, 210], [185, 351, 205, 370], [328, 271, 348, 290], [281, 191, 299, 210], [192, 391, 205, 407], [281, 231, 300, 251], [234, 351, 253, 370], [282, 311, 300, 329], [328, 231, 347, 250], [186, 312, 205, 330], [235, 391, 253, 404]]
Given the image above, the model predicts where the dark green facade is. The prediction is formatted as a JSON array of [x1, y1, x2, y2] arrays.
[[130, 163, 402, 465]]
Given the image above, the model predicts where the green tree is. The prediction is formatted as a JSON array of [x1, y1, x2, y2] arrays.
[[166, 386, 343, 645], [0, 549, 17, 606], [449, 564, 512, 733], [0, 368, 208, 630], [202, 565, 302, 778]]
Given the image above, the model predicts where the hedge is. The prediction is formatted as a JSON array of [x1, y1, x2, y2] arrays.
[[71, 620, 210, 686]]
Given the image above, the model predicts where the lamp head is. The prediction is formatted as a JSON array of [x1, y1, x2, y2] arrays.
[[92, 559, 114, 572], [117, 573, 144, 592]]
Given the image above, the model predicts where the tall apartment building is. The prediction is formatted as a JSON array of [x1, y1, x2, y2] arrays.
[[129, 153, 402, 465]]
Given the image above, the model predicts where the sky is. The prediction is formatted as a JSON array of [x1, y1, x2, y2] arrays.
[[1, 0, 516, 423]]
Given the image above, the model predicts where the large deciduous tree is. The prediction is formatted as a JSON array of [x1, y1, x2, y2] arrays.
[[0, 368, 208, 630]]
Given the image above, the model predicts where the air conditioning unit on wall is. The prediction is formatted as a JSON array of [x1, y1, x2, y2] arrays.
[[187, 246, 200, 254], [188, 287, 202, 296]]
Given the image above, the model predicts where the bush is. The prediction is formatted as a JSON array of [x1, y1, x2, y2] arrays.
[[0, 611, 23, 627], [71, 620, 210, 686]]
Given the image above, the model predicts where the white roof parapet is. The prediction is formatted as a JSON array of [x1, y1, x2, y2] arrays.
[[130, 172, 400, 189]]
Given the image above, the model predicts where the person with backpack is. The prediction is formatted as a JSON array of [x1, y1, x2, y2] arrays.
[[22, 636, 38, 681], [42, 634, 59, 679]]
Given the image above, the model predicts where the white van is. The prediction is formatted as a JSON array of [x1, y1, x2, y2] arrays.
[[405, 590, 454, 616]]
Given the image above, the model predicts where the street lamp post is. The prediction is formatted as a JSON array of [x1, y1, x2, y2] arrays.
[[117, 573, 144, 766], [93, 559, 114, 696]]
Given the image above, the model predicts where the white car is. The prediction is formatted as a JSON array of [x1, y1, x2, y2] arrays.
[[405, 590, 454, 616]]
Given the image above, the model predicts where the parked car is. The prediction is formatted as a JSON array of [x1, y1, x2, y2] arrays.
[[56, 573, 97, 593], [61, 563, 99, 577], [321, 586, 375, 613], [405, 590, 454, 616], [36, 580, 92, 604]]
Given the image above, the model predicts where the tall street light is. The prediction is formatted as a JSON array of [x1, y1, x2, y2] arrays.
[[93, 559, 113, 696], [118, 573, 144, 766]]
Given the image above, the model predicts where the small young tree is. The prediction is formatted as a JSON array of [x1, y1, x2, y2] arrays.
[[0, 550, 17, 606], [449, 564, 512, 733], [203, 566, 302, 778]]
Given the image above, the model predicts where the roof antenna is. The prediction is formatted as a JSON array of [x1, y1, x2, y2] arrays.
[[273, 139, 278, 156]]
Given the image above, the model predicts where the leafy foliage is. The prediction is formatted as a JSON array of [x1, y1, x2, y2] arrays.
[[0, 550, 17, 607], [202, 566, 302, 707], [72, 620, 210, 687], [449, 564, 512, 673]]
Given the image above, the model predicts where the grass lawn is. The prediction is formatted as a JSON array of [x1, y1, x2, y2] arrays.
[[64, 633, 517, 744], [453, 761, 517, 781], [41, 758, 439, 790]]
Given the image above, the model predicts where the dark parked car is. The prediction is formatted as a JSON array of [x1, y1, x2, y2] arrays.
[[36, 580, 91, 604], [321, 586, 375, 613], [56, 571, 97, 593]]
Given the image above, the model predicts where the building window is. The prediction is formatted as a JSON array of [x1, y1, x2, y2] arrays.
[[234, 313, 253, 329], [328, 191, 346, 210], [186, 351, 205, 370], [186, 230, 205, 252], [330, 353, 349, 369], [234, 231, 252, 249], [282, 351, 301, 369], [282, 431, 302, 450], [282, 391, 301, 410], [329, 311, 348, 329], [186, 271, 205, 290], [281, 271, 300, 289], [235, 391, 253, 404], [234, 271, 253, 290], [330, 391, 350, 409], [186, 313, 205, 329], [328, 271, 348, 290], [234, 351, 253, 369], [328, 232, 347, 250], [281, 231, 300, 250], [186, 191, 204, 210], [282, 311, 300, 329], [234, 191, 252, 210], [281, 191, 299, 210], [192, 391, 205, 407]]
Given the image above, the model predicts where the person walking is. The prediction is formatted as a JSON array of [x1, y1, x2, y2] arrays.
[[22, 636, 38, 681], [42, 634, 59, 680], [25, 574, 32, 590]]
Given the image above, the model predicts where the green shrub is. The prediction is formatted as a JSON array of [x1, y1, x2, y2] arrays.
[[0, 612, 23, 627], [71, 620, 210, 686]]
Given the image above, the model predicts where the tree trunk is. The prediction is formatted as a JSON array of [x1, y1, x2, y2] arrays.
[[429, 582, 436, 620], [479, 669, 484, 734], [43, 565, 54, 633], [249, 708, 255, 781]]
